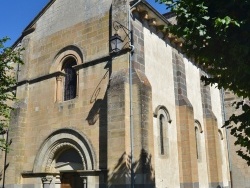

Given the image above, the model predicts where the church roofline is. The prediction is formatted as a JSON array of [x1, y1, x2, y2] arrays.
[[13, 0, 182, 48], [132, 0, 183, 47], [131, 0, 171, 26], [12, 0, 56, 48]]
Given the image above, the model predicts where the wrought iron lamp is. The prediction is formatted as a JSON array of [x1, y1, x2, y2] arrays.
[[110, 33, 123, 53], [110, 21, 134, 53]]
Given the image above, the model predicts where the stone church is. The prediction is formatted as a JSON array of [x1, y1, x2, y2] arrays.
[[2, 0, 231, 187]]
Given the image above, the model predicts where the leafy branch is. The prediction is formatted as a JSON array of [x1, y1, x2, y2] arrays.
[[0, 37, 23, 150]]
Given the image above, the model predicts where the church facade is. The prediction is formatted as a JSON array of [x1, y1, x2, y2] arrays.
[[2, 0, 231, 187]]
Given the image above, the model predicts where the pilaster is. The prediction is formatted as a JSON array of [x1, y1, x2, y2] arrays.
[[172, 50, 199, 188], [200, 73, 223, 188], [41, 175, 53, 188], [107, 1, 154, 185], [5, 35, 32, 185]]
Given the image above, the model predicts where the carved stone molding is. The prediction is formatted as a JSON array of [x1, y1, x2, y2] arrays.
[[33, 128, 96, 173], [80, 176, 87, 188], [44, 142, 85, 172], [41, 175, 53, 184]]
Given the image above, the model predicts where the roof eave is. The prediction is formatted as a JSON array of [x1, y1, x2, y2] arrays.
[[132, 0, 183, 47], [12, 0, 56, 48]]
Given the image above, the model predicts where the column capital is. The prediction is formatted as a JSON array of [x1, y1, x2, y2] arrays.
[[41, 175, 53, 184], [56, 75, 63, 81]]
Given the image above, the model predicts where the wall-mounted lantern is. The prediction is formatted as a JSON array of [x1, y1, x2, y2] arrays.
[[110, 33, 124, 53], [110, 21, 134, 54]]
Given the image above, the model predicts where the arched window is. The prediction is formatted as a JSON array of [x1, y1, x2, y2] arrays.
[[218, 129, 224, 164], [195, 127, 200, 160], [194, 120, 203, 161], [155, 106, 171, 157], [52, 47, 82, 103], [62, 58, 77, 101], [159, 114, 165, 155]]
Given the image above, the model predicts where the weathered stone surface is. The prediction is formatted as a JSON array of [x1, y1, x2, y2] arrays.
[[3, 1, 230, 188]]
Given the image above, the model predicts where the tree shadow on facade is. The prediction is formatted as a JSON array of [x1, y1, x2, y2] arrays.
[[108, 149, 155, 187]]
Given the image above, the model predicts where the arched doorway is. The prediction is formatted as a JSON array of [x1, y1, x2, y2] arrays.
[[33, 128, 96, 188], [61, 173, 83, 188], [55, 148, 84, 188]]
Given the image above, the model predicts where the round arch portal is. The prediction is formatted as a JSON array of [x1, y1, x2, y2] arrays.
[[33, 128, 96, 173]]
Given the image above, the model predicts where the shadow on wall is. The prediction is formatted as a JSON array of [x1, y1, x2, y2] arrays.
[[86, 70, 109, 126], [86, 99, 104, 125], [108, 149, 155, 187], [85, 60, 112, 184]]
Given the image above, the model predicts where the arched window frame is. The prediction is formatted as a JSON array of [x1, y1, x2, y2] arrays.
[[194, 120, 203, 162], [52, 48, 82, 102], [62, 58, 77, 101], [159, 114, 165, 155], [218, 129, 224, 140], [218, 129, 224, 164], [154, 105, 172, 157]]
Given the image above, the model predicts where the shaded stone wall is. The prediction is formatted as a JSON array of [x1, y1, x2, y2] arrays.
[[224, 91, 250, 188]]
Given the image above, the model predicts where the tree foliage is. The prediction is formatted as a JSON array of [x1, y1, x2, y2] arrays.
[[0, 37, 23, 150], [155, 0, 250, 164]]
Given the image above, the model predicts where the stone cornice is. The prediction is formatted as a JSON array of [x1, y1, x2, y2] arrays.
[[21, 169, 106, 177], [21, 172, 59, 177], [16, 71, 65, 87], [132, 0, 184, 48]]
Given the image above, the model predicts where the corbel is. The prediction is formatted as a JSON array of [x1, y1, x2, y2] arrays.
[[148, 18, 157, 26], [140, 11, 149, 20]]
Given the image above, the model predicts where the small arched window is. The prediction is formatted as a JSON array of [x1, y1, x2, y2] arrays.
[[195, 127, 200, 160], [159, 114, 165, 155], [218, 129, 224, 164], [155, 106, 171, 157], [194, 120, 203, 161], [62, 58, 77, 101]]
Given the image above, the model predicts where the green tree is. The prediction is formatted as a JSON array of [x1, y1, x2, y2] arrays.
[[155, 0, 250, 164], [0, 37, 23, 150]]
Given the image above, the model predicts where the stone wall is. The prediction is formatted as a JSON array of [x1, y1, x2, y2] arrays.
[[224, 91, 250, 188], [142, 5, 230, 187], [6, 0, 111, 186], [2, 0, 232, 188]]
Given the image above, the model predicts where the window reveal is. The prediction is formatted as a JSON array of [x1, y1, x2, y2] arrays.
[[63, 60, 77, 101], [195, 127, 200, 159]]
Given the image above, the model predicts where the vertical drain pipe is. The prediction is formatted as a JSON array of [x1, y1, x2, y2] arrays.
[[128, 1, 141, 188]]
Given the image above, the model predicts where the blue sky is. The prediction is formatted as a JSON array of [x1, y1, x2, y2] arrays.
[[147, 0, 168, 14], [0, 0, 167, 47]]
